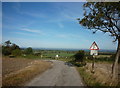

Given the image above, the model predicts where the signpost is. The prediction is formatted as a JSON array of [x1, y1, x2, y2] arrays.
[[90, 41, 99, 73]]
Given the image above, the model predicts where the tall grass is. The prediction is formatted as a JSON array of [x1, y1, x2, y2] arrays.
[[76, 67, 104, 87]]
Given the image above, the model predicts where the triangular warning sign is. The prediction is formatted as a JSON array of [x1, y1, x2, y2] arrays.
[[90, 42, 99, 50]]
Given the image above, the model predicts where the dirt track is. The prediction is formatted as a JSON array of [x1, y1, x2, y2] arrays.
[[26, 60, 84, 86]]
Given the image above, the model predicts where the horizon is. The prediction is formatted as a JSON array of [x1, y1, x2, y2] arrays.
[[2, 2, 118, 50], [21, 47, 116, 51]]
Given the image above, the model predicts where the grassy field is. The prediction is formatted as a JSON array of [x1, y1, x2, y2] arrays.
[[17, 50, 76, 60], [44, 52, 74, 57], [22, 50, 114, 61]]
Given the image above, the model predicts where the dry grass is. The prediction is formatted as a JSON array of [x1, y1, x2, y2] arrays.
[[0, 57, 2, 87], [87, 63, 118, 86], [2, 58, 52, 86], [2, 57, 34, 76], [77, 62, 118, 86], [95, 55, 112, 58]]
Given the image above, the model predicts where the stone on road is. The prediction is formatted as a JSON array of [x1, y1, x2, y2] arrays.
[[26, 60, 84, 86]]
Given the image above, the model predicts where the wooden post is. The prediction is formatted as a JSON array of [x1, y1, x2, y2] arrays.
[[90, 42, 99, 73], [92, 54, 95, 73]]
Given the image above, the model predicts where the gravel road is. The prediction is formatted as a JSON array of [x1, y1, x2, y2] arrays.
[[26, 60, 84, 86]]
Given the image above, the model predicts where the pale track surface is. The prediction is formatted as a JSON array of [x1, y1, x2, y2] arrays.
[[26, 60, 84, 86]]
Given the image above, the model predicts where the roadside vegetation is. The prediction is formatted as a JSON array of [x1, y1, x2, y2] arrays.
[[2, 40, 118, 87], [77, 2, 120, 86], [58, 50, 118, 86], [2, 41, 53, 86], [2, 57, 52, 86]]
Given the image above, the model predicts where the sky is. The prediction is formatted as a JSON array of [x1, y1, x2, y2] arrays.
[[2, 2, 117, 50]]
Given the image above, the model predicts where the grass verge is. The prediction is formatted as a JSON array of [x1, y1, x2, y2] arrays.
[[76, 67, 104, 87], [2, 60, 52, 86]]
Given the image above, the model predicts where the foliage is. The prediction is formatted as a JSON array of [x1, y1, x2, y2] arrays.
[[2, 46, 11, 56], [2, 40, 20, 56], [77, 2, 120, 79], [4, 40, 11, 47], [12, 49, 22, 56], [24, 47, 33, 55], [74, 50, 85, 62], [77, 2, 120, 41]]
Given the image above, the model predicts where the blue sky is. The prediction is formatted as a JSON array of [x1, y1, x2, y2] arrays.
[[2, 2, 117, 50]]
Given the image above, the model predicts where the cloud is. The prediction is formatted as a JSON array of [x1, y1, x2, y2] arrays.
[[45, 3, 84, 23], [11, 32, 40, 37], [12, 2, 47, 18], [19, 28, 45, 35], [57, 34, 68, 38], [23, 12, 46, 18], [56, 33, 81, 39]]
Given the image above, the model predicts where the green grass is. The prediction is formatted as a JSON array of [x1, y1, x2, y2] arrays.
[[43, 53, 74, 57]]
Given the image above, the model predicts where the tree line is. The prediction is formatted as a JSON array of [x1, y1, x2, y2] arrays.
[[2, 40, 33, 56]]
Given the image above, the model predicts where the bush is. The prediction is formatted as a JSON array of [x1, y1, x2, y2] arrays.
[[74, 50, 85, 62], [87, 55, 93, 60], [24, 47, 33, 55], [2, 46, 11, 56], [12, 49, 22, 56]]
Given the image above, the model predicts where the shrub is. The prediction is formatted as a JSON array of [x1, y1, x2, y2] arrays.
[[87, 55, 93, 60], [24, 47, 33, 55], [2, 46, 11, 56], [74, 50, 85, 62], [12, 49, 22, 56]]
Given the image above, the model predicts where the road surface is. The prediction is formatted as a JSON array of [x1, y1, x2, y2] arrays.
[[26, 60, 85, 86]]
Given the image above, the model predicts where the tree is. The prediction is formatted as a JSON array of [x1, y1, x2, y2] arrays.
[[77, 2, 120, 81], [74, 50, 85, 62], [4, 40, 11, 47], [24, 47, 33, 55], [2, 40, 21, 56], [11, 43, 20, 50]]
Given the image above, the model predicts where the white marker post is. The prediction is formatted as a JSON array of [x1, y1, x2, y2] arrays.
[[90, 41, 99, 73], [55, 55, 59, 59]]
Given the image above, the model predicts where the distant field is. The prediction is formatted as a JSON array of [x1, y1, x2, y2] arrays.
[[95, 55, 112, 58], [40, 50, 114, 59], [20, 50, 115, 60], [43, 53, 74, 57], [34, 50, 77, 59]]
